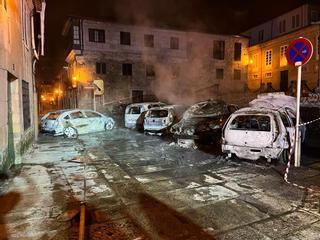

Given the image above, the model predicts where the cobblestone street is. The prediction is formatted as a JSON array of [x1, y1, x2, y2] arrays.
[[1, 128, 320, 239]]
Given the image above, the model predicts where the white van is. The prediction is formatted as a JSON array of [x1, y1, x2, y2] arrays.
[[124, 102, 166, 129]]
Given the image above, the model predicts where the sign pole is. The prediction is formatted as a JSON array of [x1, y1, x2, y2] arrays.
[[294, 61, 302, 167], [93, 89, 96, 111]]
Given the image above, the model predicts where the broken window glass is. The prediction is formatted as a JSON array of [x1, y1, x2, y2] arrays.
[[230, 115, 271, 132]]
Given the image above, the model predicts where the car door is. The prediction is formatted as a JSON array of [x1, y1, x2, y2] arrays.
[[84, 110, 105, 132], [225, 114, 275, 148], [69, 111, 89, 134]]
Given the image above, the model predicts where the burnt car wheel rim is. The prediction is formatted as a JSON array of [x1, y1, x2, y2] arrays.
[[64, 127, 77, 138], [105, 121, 114, 130]]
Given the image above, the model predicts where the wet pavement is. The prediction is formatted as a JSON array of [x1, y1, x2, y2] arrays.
[[1, 128, 320, 239]]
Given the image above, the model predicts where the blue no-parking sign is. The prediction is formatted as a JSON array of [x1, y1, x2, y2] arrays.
[[286, 37, 313, 66]]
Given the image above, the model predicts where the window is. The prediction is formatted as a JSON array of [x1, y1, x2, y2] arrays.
[[22, 1, 29, 46], [230, 115, 271, 132], [265, 50, 272, 66], [146, 65, 155, 77], [170, 37, 179, 49], [280, 45, 288, 66], [216, 68, 224, 79], [120, 31, 131, 45], [234, 42, 242, 61], [311, 11, 320, 22], [253, 54, 258, 69], [4, 0, 7, 10], [22, 81, 30, 130], [73, 26, 80, 45], [122, 63, 132, 76], [70, 111, 85, 119], [144, 34, 154, 47], [85, 111, 101, 118], [128, 106, 141, 114], [292, 14, 300, 28], [265, 72, 272, 78], [258, 30, 264, 42], [234, 69, 241, 80], [213, 40, 225, 60], [96, 62, 106, 74], [279, 20, 286, 33], [88, 29, 105, 43]]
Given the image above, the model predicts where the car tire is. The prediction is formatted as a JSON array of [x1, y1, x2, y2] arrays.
[[64, 127, 78, 139], [277, 149, 289, 165], [105, 121, 114, 131]]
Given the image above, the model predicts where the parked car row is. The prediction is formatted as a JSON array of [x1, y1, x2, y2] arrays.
[[40, 92, 304, 164], [125, 93, 304, 164]]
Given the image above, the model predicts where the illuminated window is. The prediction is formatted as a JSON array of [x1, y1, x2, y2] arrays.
[[265, 50, 272, 66], [253, 54, 258, 69], [213, 40, 225, 60], [120, 31, 131, 45], [144, 34, 154, 48], [234, 42, 242, 61], [234, 69, 241, 80], [216, 68, 224, 79], [170, 37, 179, 49], [280, 45, 288, 66], [265, 72, 272, 78], [88, 29, 105, 43]]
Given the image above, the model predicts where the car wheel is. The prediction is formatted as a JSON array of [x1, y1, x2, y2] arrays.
[[277, 149, 289, 165], [64, 127, 78, 138], [105, 121, 114, 131]]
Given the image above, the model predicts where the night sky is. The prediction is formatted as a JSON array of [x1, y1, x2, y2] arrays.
[[38, 0, 313, 83]]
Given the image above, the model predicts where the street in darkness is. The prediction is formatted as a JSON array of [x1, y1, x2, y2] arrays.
[[1, 129, 320, 239]]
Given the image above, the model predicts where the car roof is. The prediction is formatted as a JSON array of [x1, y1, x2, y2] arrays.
[[126, 102, 165, 108], [234, 107, 282, 115]]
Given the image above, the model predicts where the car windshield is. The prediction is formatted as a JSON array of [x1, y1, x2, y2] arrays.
[[184, 102, 228, 118], [47, 112, 61, 120], [128, 106, 141, 114], [148, 110, 168, 118]]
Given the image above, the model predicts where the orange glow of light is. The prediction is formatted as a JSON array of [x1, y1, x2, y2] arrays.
[[249, 59, 254, 64]]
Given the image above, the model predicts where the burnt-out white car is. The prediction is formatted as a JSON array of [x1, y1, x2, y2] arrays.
[[41, 109, 115, 138], [221, 107, 299, 163], [144, 105, 187, 135]]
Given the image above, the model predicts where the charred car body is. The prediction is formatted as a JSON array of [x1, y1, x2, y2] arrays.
[[221, 93, 305, 163], [170, 100, 238, 144], [124, 102, 166, 130], [144, 105, 187, 135], [41, 109, 115, 138]]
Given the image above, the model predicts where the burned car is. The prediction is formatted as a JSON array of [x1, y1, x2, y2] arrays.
[[144, 105, 187, 135], [170, 100, 238, 144], [221, 107, 296, 163], [41, 109, 115, 138], [222, 93, 305, 163], [124, 102, 166, 130]]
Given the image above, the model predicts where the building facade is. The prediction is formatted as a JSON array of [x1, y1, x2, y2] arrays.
[[62, 18, 250, 113], [0, 0, 44, 172], [243, 4, 320, 93]]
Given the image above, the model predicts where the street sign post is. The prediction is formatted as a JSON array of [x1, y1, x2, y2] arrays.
[[286, 37, 313, 167]]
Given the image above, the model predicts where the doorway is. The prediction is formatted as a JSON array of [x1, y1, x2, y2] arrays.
[[280, 70, 288, 92]]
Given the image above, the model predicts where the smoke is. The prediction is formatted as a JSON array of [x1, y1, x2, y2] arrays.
[[110, 0, 221, 106]]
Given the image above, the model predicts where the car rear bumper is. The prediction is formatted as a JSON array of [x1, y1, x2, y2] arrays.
[[222, 144, 284, 160]]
